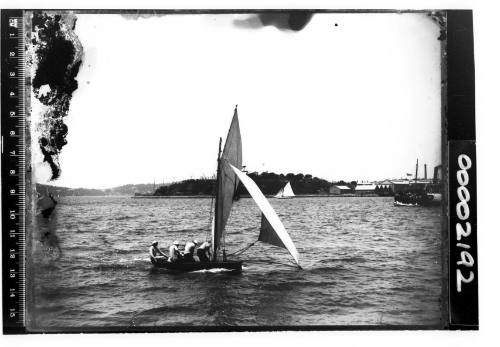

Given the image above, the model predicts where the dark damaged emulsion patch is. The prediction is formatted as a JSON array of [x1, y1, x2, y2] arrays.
[[427, 11, 447, 41], [31, 12, 83, 180], [234, 12, 313, 32]]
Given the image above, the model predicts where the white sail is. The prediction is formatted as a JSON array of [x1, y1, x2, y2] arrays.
[[282, 182, 295, 197], [229, 164, 300, 266], [275, 181, 295, 198]]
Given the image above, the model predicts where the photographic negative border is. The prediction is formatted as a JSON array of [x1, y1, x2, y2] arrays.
[[445, 10, 477, 330], [1, 9, 477, 333]]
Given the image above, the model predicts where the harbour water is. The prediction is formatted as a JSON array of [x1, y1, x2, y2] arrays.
[[30, 196, 443, 330]]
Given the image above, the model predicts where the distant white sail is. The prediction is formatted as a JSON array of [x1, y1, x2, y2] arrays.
[[282, 182, 295, 197], [229, 164, 300, 266], [275, 181, 295, 198]]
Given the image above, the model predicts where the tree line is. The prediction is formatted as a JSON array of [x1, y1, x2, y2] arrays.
[[154, 172, 333, 196]]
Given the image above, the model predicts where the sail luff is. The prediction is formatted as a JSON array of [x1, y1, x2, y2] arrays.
[[214, 107, 242, 260], [229, 164, 300, 266]]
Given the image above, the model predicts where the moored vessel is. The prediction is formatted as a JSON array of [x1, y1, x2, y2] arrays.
[[394, 159, 442, 207]]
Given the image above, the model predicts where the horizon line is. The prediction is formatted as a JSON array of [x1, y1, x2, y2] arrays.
[[39, 174, 429, 191]]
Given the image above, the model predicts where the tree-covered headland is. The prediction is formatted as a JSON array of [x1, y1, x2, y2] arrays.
[[153, 172, 333, 196]]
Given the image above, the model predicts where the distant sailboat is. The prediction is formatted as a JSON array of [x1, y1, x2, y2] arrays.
[[274, 181, 295, 199], [152, 106, 301, 271]]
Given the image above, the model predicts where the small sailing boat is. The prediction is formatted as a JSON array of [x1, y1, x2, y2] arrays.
[[274, 181, 295, 199], [152, 106, 301, 272]]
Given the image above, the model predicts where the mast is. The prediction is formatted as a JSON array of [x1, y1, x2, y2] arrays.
[[212, 105, 242, 262], [212, 137, 222, 261]]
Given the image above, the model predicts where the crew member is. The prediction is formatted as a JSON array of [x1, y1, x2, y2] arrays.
[[149, 241, 168, 264], [197, 241, 212, 262], [168, 240, 182, 262], [183, 239, 198, 262]]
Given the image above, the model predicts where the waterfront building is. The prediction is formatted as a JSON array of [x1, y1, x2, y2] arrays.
[[329, 185, 353, 195], [354, 184, 377, 196]]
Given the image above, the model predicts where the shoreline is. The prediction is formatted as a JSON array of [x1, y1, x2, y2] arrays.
[[131, 194, 386, 199]]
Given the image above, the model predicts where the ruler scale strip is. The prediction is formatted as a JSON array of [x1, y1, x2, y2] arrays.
[[2, 10, 27, 334]]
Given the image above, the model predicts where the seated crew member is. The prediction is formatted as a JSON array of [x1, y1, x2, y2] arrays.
[[183, 239, 198, 262], [149, 241, 168, 263], [196, 241, 212, 262], [168, 240, 182, 262]]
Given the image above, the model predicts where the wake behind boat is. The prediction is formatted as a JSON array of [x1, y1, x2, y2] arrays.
[[152, 257, 243, 272], [150, 106, 301, 272]]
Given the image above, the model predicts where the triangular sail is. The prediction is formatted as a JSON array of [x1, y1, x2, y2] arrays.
[[283, 182, 295, 197], [275, 181, 295, 198], [213, 107, 242, 260], [229, 164, 300, 266], [259, 214, 286, 248]]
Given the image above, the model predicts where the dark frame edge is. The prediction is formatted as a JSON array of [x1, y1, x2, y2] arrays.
[[446, 10, 478, 330], [1, 8, 478, 333]]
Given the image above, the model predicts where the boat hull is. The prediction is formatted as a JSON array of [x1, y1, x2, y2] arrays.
[[394, 192, 441, 207], [151, 258, 243, 272]]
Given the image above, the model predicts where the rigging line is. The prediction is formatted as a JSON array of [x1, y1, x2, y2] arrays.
[[226, 241, 258, 257], [257, 256, 302, 270], [287, 256, 303, 270], [222, 221, 226, 254]]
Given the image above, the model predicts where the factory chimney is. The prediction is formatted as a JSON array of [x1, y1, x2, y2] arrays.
[[415, 159, 418, 184], [424, 164, 427, 180]]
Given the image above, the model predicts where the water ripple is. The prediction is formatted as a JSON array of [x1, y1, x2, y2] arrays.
[[31, 196, 442, 329]]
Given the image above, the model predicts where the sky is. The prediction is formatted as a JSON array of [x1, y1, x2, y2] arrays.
[[34, 12, 442, 189]]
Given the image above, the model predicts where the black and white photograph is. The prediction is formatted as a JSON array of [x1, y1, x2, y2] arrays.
[[0, 8, 480, 334]]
